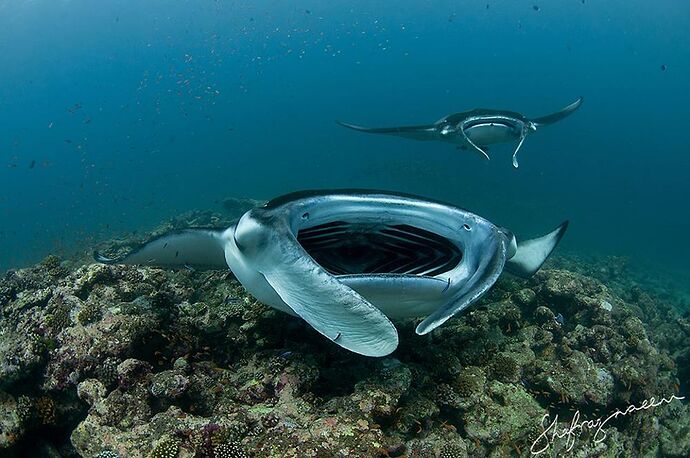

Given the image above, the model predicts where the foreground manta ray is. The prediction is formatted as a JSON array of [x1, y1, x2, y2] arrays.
[[338, 97, 583, 168], [95, 191, 568, 357]]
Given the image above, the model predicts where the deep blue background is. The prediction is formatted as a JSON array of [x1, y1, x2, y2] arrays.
[[1, 0, 689, 273]]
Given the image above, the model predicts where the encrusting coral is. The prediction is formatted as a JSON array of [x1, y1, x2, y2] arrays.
[[0, 202, 688, 457]]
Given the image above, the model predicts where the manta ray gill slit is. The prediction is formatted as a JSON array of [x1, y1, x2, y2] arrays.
[[297, 220, 462, 277]]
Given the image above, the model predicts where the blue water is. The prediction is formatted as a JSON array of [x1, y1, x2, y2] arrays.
[[1, 0, 689, 274]]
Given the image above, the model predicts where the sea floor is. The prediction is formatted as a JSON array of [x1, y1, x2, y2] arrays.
[[1, 202, 688, 457]]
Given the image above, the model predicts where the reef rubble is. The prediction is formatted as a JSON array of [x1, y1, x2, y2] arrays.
[[0, 202, 688, 457]]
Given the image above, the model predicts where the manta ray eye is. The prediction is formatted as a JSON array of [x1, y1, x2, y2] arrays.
[[302, 212, 310, 220], [463, 224, 471, 231]]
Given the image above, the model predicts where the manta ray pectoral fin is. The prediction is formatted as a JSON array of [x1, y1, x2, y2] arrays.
[[336, 121, 439, 141], [93, 228, 229, 269], [505, 221, 569, 278], [415, 236, 507, 335], [531, 97, 583, 127]]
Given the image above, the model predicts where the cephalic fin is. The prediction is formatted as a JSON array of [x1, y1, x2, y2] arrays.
[[415, 232, 506, 335], [460, 125, 491, 161], [234, 214, 399, 357], [511, 124, 530, 168]]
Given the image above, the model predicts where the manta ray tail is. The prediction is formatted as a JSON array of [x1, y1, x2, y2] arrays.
[[505, 221, 569, 278], [336, 121, 439, 141], [93, 228, 229, 269], [531, 97, 583, 127]]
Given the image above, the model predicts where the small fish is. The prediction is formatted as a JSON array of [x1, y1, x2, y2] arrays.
[[29, 160, 36, 169], [554, 313, 565, 326], [175, 250, 179, 258], [64, 139, 73, 144], [660, 64, 667, 71], [533, 5, 540, 11], [279, 351, 294, 359], [223, 294, 241, 305], [184, 264, 195, 271], [163, 242, 168, 249]]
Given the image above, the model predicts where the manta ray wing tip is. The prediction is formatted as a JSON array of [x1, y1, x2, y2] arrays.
[[556, 220, 570, 237], [336, 120, 360, 130]]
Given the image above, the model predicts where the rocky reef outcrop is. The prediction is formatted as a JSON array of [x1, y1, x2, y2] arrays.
[[1, 205, 688, 457]]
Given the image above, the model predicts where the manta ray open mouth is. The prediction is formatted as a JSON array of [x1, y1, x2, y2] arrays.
[[298, 221, 462, 276]]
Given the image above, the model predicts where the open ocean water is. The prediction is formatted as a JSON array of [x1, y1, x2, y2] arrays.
[[2, 2, 690, 457], [1, 0, 688, 279]]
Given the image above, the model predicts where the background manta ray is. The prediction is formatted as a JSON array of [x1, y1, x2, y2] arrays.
[[95, 190, 568, 357], [338, 97, 583, 168]]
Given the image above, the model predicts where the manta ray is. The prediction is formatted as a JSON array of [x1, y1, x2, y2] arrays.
[[338, 97, 583, 168], [95, 190, 568, 357]]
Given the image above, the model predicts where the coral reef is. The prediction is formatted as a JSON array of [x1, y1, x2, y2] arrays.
[[0, 206, 688, 457]]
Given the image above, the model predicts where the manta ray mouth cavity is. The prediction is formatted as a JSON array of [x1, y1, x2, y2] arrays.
[[297, 219, 463, 277]]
